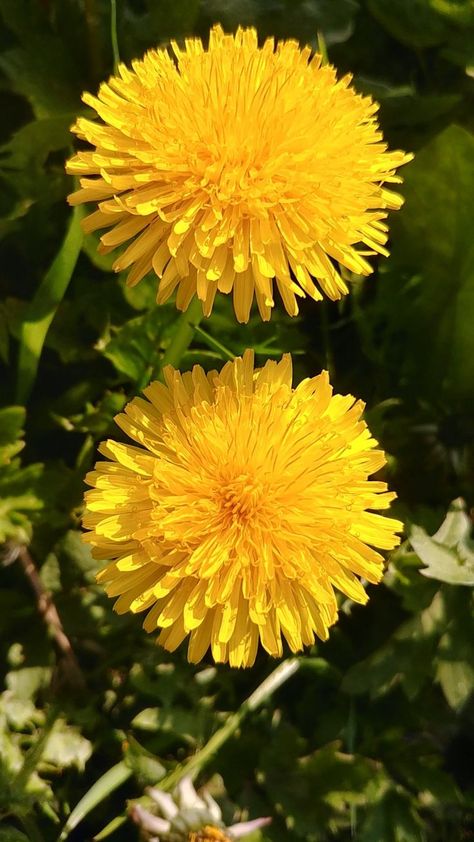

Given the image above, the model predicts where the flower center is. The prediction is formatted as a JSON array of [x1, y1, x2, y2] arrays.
[[218, 473, 265, 526], [188, 827, 231, 842]]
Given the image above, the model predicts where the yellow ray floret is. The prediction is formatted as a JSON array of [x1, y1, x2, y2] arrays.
[[67, 25, 412, 323], [83, 351, 402, 667]]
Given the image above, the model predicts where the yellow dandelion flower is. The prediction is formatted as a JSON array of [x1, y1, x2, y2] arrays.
[[67, 25, 411, 323], [83, 351, 402, 667]]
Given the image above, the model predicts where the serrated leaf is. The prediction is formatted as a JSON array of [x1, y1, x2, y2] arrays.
[[0, 116, 73, 173], [0, 406, 25, 465], [0, 460, 43, 543], [1, 695, 38, 730], [6, 667, 51, 702], [409, 499, 474, 585], [260, 725, 383, 839], [342, 592, 445, 699], [103, 308, 165, 384], [42, 719, 92, 771], [359, 789, 425, 842]]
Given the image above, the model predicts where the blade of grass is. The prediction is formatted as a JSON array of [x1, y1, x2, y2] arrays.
[[16, 205, 84, 404], [58, 761, 132, 841]]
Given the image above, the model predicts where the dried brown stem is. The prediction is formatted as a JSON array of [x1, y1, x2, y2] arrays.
[[17, 545, 84, 689]]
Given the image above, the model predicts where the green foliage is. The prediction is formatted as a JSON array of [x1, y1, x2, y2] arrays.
[[410, 498, 474, 586], [368, 0, 474, 65], [381, 125, 474, 404], [103, 307, 167, 386], [0, 406, 42, 543], [0, 407, 25, 465], [0, 0, 473, 840]]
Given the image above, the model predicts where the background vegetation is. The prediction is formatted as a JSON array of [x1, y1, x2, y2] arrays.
[[0, 1, 473, 840]]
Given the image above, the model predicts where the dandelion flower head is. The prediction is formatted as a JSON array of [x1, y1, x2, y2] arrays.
[[67, 25, 412, 323], [83, 352, 402, 667], [131, 775, 271, 840]]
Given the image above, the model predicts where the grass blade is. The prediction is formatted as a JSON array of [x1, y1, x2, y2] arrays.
[[58, 761, 132, 841], [16, 205, 84, 404]]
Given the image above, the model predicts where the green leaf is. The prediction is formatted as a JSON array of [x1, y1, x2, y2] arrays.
[[2, 696, 38, 731], [359, 789, 425, 842], [103, 308, 165, 385], [39, 552, 61, 593], [437, 658, 474, 710], [390, 757, 461, 807], [0, 406, 25, 465], [42, 719, 92, 772], [0, 829, 29, 842], [383, 125, 474, 403], [409, 498, 474, 585], [52, 392, 127, 438], [260, 725, 382, 838], [16, 205, 84, 403], [0, 0, 82, 117], [0, 116, 73, 173], [368, 0, 474, 60], [0, 461, 43, 543], [0, 303, 9, 363], [368, 0, 450, 47], [435, 588, 474, 709], [342, 592, 445, 700], [123, 735, 166, 786], [6, 667, 51, 702], [55, 530, 99, 583], [379, 93, 461, 130], [131, 705, 210, 746]]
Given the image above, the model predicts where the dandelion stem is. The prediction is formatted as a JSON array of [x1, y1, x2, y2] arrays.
[[84, 0, 102, 80], [160, 658, 300, 790], [110, 0, 120, 72], [194, 324, 235, 361], [160, 296, 204, 373], [317, 31, 329, 65], [320, 300, 334, 376]]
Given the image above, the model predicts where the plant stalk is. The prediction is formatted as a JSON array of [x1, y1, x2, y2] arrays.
[[160, 296, 204, 373], [110, 0, 120, 72], [160, 657, 300, 791]]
